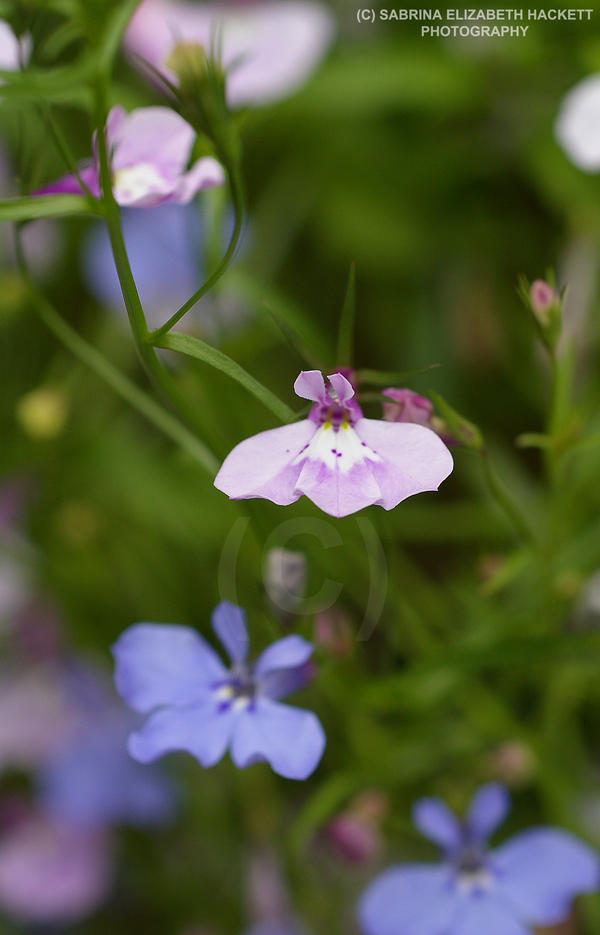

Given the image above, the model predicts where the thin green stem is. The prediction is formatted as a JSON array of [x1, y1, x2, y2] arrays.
[[545, 348, 562, 486], [151, 160, 244, 337], [15, 233, 218, 474], [93, 80, 211, 441], [480, 450, 537, 545]]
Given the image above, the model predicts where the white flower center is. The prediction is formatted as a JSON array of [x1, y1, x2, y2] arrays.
[[293, 423, 380, 475], [112, 163, 166, 203], [456, 867, 493, 895]]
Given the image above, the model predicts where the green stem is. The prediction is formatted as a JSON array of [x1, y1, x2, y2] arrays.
[[151, 160, 244, 338], [93, 80, 210, 442], [480, 450, 537, 545], [545, 348, 562, 486], [16, 233, 218, 474]]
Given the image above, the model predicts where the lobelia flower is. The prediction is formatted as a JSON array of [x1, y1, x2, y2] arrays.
[[555, 74, 600, 171], [124, 0, 336, 108], [112, 601, 325, 780], [0, 805, 112, 925], [35, 105, 224, 206], [0, 20, 30, 73], [381, 388, 434, 427], [214, 370, 453, 519], [358, 783, 600, 935]]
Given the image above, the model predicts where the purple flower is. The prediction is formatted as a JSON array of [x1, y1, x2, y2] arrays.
[[0, 807, 112, 924], [381, 388, 434, 427], [0, 20, 30, 73], [358, 783, 600, 935], [112, 601, 325, 780], [124, 0, 335, 108], [35, 105, 224, 206], [214, 370, 453, 519]]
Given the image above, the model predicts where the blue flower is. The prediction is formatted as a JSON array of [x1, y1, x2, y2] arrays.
[[358, 783, 600, 935], [37, 663, 176, 829], [112, 601, 326, 781]]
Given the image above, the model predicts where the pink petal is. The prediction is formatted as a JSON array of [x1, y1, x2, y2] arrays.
[[214, 420, 316, 505], [355, 420, 454, 510], [327, 371, 354, 404], [109, 106, 195, 179], [174, 156, 226, 202], [295, 455, 382, 518], [294, 370, 326, 402]]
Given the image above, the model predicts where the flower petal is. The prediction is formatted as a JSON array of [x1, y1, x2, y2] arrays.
[[465, 783, 509, 844], [34, 165, 100, 198], [355, 420, 453, 509], [254, 635, 314, 677], [491, 828, 600, 926], [211, 601, 249, 664], [452, 893, 529, 935], [124, 0, 336, 109], [108, 106, 194, 179], [214, 420, 315, 505], [112, 623, 226, 713], [555, 73, 600, 172], [357, 865, 458, 935], [259, 661, 314, 701], [327, 371, 354, 404], [230, 699, 325, 780], [295, 433, 382, 518], [413, 797, 462, 853], [128, 700, 235, 767], [293, 370, 326, 402], [173, 156, 225, 202]]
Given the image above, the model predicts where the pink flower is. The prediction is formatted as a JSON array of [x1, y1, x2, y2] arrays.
[[124, 0, 336, 107], [0, 20, 30, 73], [35, 105, 224, 206], [381, 388, 434, 427], [529, 279, 558, 316], [0, 809, 112, 924], [214, 370, 453, 518]]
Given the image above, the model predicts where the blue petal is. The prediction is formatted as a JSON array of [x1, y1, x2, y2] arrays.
[[254, 635, 314, 678], [211, 601, 249, 664], [491, 827, 600, 926], [413, 798, 462, 853], [452, 893, 529, 935], [230, 699, 325, 780], [38, 717, 176, 828], [128, 700, 235, 767], [260, 661, 313, 701], [112, 623, 226, 713], [466, 783, 509, 844], [358, 865, 458, 935]]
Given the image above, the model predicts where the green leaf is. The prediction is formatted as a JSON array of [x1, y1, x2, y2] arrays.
[[94, 0, 141, 72], [153, 332, 296, 423], [356, 364, 440, 386], [0, 194, 101, 221], [0, 61, 94, 104], [515, 432, 553, 450], [287, 772, 359, 855], [337, 261, 355, 366]]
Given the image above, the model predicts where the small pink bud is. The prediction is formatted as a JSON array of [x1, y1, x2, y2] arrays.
[[529, 279, 557, 315], [323, 791, 388, 866], [314, 608, 353, 658], [486, 741, 536, 787], [382, 388, 433, 427]]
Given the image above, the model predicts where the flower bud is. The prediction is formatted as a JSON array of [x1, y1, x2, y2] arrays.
[[264, 548, 307, 620], [314, 608, 353, 658], [382, 388, 433, 426], [519, 275, 563, 351], [323, 791, 388, 865]]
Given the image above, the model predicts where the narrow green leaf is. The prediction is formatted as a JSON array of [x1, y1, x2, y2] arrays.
[[356, 364, 440, 386], [95, 0, 142, 72], [153, 331, 296, 423], [515, 432, 553, 450], [0, 61, 94, 103], [337, 261, 355, 366], [430, 390, 484, 451], [0, 194, 101, 221]]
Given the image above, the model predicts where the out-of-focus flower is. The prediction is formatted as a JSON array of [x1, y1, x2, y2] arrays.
[[124, 0, 335, 108], [519, 275, 563, 351], [571, 570, 600, 631], [358, 783, 599, 935], [556, 74, 600, 171], [0, 20, 30, 72], [530, 280, 558, 319], [82, 201, 249, 334], [35, 105, 224, 206], [16, 386, 69, 439], [0, 806, 112, 924], [0, 667, 76, 772], [113, 600, 325, 780], [37, 663, 176, 829], [314, 608, 353, 658], [215, 370, 453, 518], [486, 741, 537, 788], [264, 548, 307, 617], [246, 847, 309, 935], [381, 388, 434, 427], [324, 790, 388, 865]]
